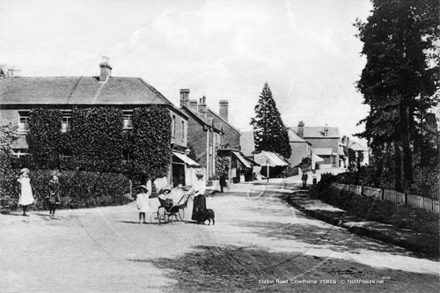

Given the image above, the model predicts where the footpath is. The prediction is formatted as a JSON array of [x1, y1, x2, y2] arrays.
[[282, 185, 439, 260]]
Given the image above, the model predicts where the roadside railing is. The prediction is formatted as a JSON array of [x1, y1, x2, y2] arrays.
[[331, 183, 439, 214]]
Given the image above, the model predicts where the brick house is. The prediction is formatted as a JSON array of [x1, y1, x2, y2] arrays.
[[179, 90, 247, 183], [290, 121, 340, 169], [0, 57, 196, 185]]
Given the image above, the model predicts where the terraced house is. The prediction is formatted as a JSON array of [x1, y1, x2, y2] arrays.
[[0, 57, 198, 185], [179, 90, 247, 183]]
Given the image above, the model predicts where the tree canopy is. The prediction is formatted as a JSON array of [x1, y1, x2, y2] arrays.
[[355, 0, 439, 191], [250, 83, 292, 159]]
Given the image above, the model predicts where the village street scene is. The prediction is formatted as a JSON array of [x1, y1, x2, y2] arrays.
[[0, 0, 439, 292]]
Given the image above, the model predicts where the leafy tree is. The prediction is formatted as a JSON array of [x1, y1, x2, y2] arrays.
[[0, 124, 18, 201], [250, 83, 292, 159], [131, 105, 172, 183], [355, 0, 439, 191], [27, 109, 63, 169]]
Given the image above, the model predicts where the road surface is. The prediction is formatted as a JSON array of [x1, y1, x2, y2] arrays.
[[1, 179, 438, 292]]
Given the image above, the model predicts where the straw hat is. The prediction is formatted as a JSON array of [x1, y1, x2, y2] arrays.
[[159, 185, 172, 194], [20, 168, 30, 174], [195, 169, 204, 177], [136, 185, 148, 191]]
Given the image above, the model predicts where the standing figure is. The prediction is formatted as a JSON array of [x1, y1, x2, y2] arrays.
[[17, 168, 34, 216], [219, 173, 227, 193], [136, 184, 150, 224], [312, 170, 317, 186], [191, 169, 207, 221], [47, 175, 61, 217], [301, 171, 308, 188]]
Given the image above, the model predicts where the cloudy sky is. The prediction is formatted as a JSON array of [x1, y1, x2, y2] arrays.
[[1, 0, 372, 140]]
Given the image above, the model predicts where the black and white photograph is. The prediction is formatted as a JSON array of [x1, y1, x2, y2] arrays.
[[0, 0, 439, 292]]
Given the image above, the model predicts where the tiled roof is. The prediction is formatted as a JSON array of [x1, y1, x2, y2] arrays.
[[287, 128, 309, 143], [290, 126, 340, 138], [0, 76, 168, 106], [206, 108, 241, 134], [214, 123, 223, 132], [349, 141, 367, 151], [182, 106, 212, 126]]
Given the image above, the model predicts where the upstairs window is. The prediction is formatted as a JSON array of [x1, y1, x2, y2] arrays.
[[181, 121, 185, 141], [123, 112, 133, 129], [61, 116, 71, 133], [18, 112, 30, 132], [172, 115, 176, 137]]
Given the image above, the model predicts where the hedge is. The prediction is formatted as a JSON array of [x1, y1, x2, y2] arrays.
[[2, 170, 131, 211]]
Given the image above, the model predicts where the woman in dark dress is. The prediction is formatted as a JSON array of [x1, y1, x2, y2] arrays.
[[191, 170, 207, 221]]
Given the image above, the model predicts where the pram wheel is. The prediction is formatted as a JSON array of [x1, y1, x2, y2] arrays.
[[150, 212, 161, 224], [178, 208, 185, 221]]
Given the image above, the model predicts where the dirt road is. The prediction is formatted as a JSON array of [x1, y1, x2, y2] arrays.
[[1, 180, 439, 292]]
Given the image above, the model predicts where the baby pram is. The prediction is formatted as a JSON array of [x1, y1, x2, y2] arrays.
[[150, 191, 192, 224]]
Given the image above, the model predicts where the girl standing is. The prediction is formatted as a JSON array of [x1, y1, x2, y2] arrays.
[[136, 183, 151, 224], [47, 175, 61, 217], [17, 168, 34, 216]]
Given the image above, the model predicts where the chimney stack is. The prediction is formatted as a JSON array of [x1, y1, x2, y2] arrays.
[[189, 99, 198, 110], [219, 100, 229, 122], [324, 124, 329, 137], [298, 121, 304, 138], [180, 89, 190, 107], [198, 96, 207, 116], [99, 56, 112, 82]]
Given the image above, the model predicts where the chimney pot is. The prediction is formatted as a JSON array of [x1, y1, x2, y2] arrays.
[[189, 99, 198, 110], [198, 96, 207, 115], [324, 124, 329, 136], [298, 121, 304, 138], [219, 100, 229, 122], [180, 89, 190, 107], [99, 56, 112, 82]]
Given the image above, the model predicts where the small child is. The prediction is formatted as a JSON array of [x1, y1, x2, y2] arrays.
[[136, 185, 149, 224]]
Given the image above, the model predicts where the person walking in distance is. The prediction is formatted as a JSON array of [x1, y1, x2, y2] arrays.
[[312, 170, 317, 186], [47, 175, 61, 217], [17, 168, 34, 216], [301, 171, 308, 189]]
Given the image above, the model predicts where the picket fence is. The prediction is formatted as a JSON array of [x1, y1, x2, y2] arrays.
[[331, 183, 439, 214]]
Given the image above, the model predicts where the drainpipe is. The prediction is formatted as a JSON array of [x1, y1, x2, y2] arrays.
[[206, 127, 210, 179]]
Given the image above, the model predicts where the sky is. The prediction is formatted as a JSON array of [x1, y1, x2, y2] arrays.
[[0, 0, 373, 143]]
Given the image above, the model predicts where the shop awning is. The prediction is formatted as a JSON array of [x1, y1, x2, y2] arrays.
[[312, 153, 324, 162], [173, 152, 200, 167], [254, 151, 288, 167], [232, 151, 251, 168]]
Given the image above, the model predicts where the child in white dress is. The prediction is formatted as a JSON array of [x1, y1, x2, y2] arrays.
[[136, 182, 151, 224], [17, 168, 34, 216]]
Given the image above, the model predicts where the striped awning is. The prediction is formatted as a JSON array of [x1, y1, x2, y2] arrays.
[[232, 151, 252, 168], [173, 152, 200, 167]]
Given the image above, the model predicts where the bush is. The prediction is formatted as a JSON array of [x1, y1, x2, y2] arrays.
[[2, 169, 131, 211]]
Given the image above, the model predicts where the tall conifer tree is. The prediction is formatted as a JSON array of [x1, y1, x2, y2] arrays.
[[250, 83, 291, 159]]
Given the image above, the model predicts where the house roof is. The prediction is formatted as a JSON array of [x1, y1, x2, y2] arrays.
[[181, 105, 212, 127], [312, 148, 334, 156], [0, 76, 173, 106], [206, 108, 241, 134], [287, 128, 310, 144], [349, 141, 367, 152], [290, 126, 340, 138]]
